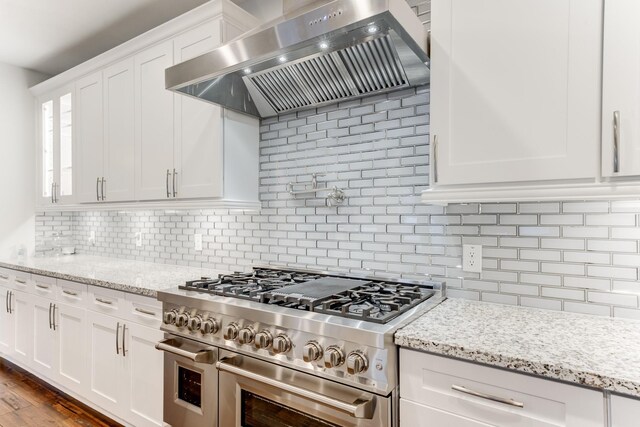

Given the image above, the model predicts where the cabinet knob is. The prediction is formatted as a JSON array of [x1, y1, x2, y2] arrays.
[[302, 341, 323, 363], [272, 334, 292, 354], [323, 346, 345, 369]]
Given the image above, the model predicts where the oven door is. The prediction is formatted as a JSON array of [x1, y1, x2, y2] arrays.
[[217, 349, 391, 427], [156, 336, 218, 427]]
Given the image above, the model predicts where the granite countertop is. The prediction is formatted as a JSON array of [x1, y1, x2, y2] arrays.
[[0, 255, 233, 297], [395, 298, 640, 398]]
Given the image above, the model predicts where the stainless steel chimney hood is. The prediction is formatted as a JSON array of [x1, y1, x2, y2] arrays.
[[165, 0, 429, 118]]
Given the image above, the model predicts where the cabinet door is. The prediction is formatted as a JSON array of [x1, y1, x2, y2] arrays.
[[400, 399, 492, 427], [123, 322, 164, 427], [11, 290, 32, 366], [0, 287, 13, 355], [173, 21, 224, 199], [38, 95, 56, 206], [86, 310, 126, 418], [31, 295, 56, 378], [602, 0, 640, 177], [55, 302, 87, 395], [103, 57, 135, 201], [431, 0, 602, 186], [611, 395, 640, 427], [76, 71, 104, 203], [135, 40, 175, 200]]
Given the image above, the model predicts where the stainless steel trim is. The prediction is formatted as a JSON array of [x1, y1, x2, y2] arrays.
[[172, 169, 177, 197], [166, 169, 171, 198], [134, 307, 156, 316], [451, 384, 524, 408], [217, 357, 375, 418], [95, 297, 113, 305], [155, 338, 215, 363], [36, 284, 49, 290], [62, 289, 78, 296], [116, 322, 120, 355], [96, 177, 100, 201], [52, 304, 57, 331], [48, 302, 53, 329], [101, 177, 106, 201], [122, 324, 127, 357], [15, 279, 26, 285], [433, 135, 438, 183], [613, 110, 620, 173]]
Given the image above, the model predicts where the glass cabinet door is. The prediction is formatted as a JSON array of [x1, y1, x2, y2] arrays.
[[39, 89, 74, 205]]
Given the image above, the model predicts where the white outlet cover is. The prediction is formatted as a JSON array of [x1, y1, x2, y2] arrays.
[[195, 234, 203, 251], [135, 232, 142, 247], [463, 244, 482, 273]]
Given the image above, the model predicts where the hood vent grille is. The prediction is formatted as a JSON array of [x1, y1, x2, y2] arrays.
[[248, 35, 407, 114]]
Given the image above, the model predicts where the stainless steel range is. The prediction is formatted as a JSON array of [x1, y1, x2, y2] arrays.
[[156, 266, 444, 427]]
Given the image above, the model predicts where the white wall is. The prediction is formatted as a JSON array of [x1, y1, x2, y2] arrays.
[[0, 63, 47, 259]]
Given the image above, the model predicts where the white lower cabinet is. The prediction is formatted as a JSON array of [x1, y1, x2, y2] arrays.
[[11, 290, 32, 366], [399, 349, 605, 427], [87, 306, 164, 427], [0, 286, 13, 354], [610, 395, 640, 427], [56, 301, 88, 393], [32, 294, 56, 378]]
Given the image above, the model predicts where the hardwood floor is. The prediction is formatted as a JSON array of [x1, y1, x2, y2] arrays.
[[0, 359, 122, 427]]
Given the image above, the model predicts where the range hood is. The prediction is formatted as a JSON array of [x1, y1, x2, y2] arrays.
[[165, 0, 429, 118]]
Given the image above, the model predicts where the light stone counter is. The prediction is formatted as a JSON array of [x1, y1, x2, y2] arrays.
[[0, 255, 234, 298], [395, 298, 640, 398]]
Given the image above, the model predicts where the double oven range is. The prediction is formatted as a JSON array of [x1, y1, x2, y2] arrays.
[[156, 266, 444, 427]]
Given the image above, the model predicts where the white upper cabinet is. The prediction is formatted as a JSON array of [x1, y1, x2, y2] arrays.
[[37, 86, 75, 206], [134, 40, 175, 201], [430, 0, 602, 187], [103, 57, 136, 201], [602, 0, 640, 177], [75, 71, 104, 203]]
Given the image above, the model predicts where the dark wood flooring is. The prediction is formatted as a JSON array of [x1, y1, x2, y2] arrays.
[[0, 359, 122, 427]]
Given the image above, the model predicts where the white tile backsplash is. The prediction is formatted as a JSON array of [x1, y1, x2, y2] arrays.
[[33, 0, 640, 319]]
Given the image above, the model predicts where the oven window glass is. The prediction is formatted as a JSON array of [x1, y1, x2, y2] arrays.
[[241, 390, 340, 427], [178, 366, 202, 408]]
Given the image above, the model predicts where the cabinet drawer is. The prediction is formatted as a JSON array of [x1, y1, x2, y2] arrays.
[[400, 350, 604, 427], [87, 286, 125, 314], [10, 270, 31, 292], [123, 293, 162, 327], [400, 398, 492, 427], [55, 280, 87, 305], [31, 274, 57, 297]]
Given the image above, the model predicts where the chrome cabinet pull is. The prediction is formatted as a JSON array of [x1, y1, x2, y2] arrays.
[[122, 324, 127, 357], [613, 110, 620, 173], [0, 275, 7, 280], [49, 302, 53, 329], [116, 322, 121, 355], [96, 177, 100, 201], [433, 135, 438, 184], [101, 177, 106, 201], [172, 169, 177, 197], [451, 384, 524, 408], [51, 182, 55, 204], [166, 169, 171, 198], [216, 358, 375, 418], [63, 289, 78, 296], [8, 292, 12, 314], [15, 279, 26, 285], [95, 297, 113, 305], [155, 338, 215, 363], [36, 284, 49, 290], [52, 304, 57, 331], [134, 307, 156, 316]]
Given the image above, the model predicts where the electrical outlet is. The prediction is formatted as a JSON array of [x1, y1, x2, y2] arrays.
[[135, 232, 142, 247], [194, 234, 203, 251], [89, 230, 96, 245], [463, 244, 482, 273]]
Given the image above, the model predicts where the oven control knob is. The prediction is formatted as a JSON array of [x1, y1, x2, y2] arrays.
[[323, 346, 345, 369], [272, 334, 293, 354], [346, 351, 369, 375], [163, 310, 178, 325], [302, 341, 323, 363], [188, 315, 202, 332], [254, 330, 273, 349], [200, 318, 219, 335], [238, 326, 256, 345], [175, 312, 190, 328], [223, 323, 240, 341]]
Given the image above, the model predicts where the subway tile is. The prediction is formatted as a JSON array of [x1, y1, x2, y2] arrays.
[[563, 302, 610, 317], [587, 291, 637, 307]]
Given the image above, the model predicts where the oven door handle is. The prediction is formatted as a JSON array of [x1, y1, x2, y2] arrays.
[[216, 358, 375, 419], [155, 338, 215, 364]]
